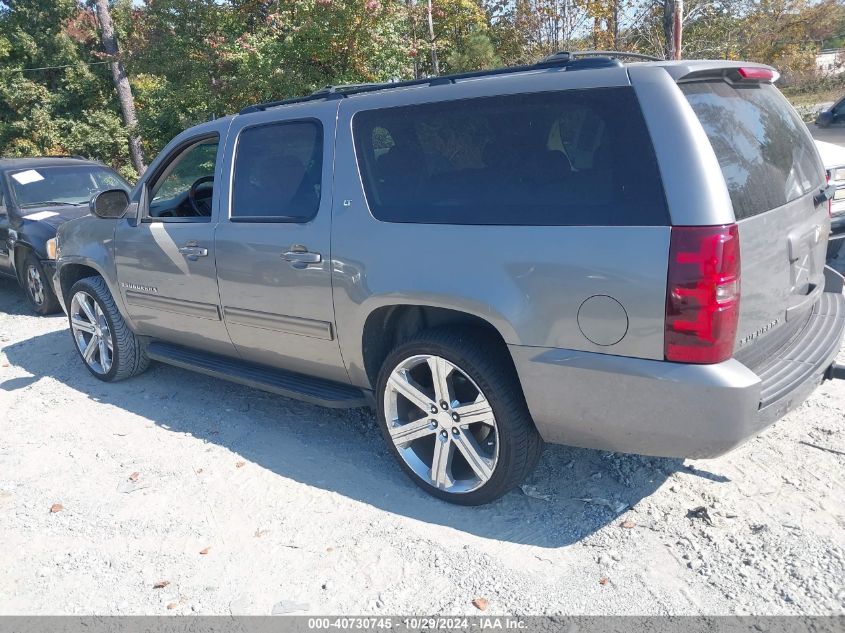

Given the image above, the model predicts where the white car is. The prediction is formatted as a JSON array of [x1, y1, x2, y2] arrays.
[[815, 139, 845, 258]]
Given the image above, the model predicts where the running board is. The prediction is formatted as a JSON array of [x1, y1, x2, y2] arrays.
[[146, 341, 370, 408]]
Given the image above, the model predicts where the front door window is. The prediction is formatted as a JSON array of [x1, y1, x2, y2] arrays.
[[149, 139, 218, 220]]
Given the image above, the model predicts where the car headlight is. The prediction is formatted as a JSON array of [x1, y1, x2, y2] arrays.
[[833, 167, 845, 181], [45, 237, 58, 260]]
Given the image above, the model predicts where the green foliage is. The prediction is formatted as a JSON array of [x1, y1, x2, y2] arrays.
[[0, 0, 842, 175], [447, 31, 499, 71], [0, 0, 123, 168], [127, 0, 414, 155]]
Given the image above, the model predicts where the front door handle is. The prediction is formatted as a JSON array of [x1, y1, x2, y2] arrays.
[[178, 243, 208, 261], [283, 250, 322, 266]]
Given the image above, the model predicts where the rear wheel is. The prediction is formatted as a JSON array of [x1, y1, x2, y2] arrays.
[[21, 251, 60, 315], [376, 327, 543, 505], [68, 276, 149, 382]]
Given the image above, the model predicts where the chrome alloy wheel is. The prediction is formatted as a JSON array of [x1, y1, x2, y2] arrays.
[[26, 264, 45, 305], [384, 354, 499, 494], [70, 291, 113, 375]]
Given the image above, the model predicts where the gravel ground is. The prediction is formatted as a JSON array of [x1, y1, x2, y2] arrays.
[[809, 123, 845, 146], [0, 267, 843, 616]]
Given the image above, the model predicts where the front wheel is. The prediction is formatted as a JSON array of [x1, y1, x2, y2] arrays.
[[68, 276, 149, 382], [21, 251, 60, 315], [376, 327, 543, 505]]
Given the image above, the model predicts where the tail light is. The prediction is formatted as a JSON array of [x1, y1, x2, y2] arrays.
[[826, 172, 832, 218], [665, 224, 741, 364]]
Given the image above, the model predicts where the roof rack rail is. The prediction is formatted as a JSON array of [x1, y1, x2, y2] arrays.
[[22, 154, 88, 160], [238, 50, 637, 115], [544, 50, 661, 63]]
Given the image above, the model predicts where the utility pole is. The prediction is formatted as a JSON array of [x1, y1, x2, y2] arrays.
[[407, 0, 421, 79], [663, 0, 683, 60], [426, 0, 440, 75], [94, 0, 146, 176]]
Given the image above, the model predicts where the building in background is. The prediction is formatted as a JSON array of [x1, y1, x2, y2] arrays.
[[816, 48, 844, 76]]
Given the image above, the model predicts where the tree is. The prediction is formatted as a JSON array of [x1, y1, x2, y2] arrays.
[[486, 0, 591, 64], [94, 0, 145, 175], [737, 0, 845, 80], [407, 0, 491, 75], [585, 0, 622, 49], [663, 0, 682, 59], [3, 0, 841, 179], [427, 0, 441, 73], [448, 31, 500, 70], [0, 0, 135, 177]]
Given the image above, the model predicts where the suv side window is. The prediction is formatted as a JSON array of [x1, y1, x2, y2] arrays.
[[231, 120, 323, 222], [352, 87, 668, 226], [148, 136, 219, 221]]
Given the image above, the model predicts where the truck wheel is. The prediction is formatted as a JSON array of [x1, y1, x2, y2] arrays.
[[21, 251, 60, 315], [67, 276, 149, 382], [376, 326, 543, 505], [827, 237, 843, 260]]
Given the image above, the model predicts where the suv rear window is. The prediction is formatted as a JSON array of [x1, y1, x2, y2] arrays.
[[680, 81, 823, 220], [352, 88, 668, 226]]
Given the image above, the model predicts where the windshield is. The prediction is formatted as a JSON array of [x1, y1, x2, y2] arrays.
[[7, 165, 128, 209]]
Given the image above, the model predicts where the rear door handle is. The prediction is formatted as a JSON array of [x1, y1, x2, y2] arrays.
[[283, 250, 322, 265]]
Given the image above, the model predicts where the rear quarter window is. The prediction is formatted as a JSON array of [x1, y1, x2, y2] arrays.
[[352, 87, 668, 226], [680, 81, 823, 220]]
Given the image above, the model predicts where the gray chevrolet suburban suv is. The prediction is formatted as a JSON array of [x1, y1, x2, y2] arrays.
[[53, 53, 845, 505]]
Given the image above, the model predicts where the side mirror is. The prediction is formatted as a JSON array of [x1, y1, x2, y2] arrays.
[[90, 189, 129, 219]]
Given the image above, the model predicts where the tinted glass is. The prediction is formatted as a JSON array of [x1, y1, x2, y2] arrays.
[[153, 140, 218, 201], [681, 81, 823, 220], [149, 137, 219, 219], [8, 165, 127, 209], [352, 88, 668, 226], [231, 120, 323, 221]]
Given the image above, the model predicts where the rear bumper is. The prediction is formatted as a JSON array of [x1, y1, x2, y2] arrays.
[[510, 270, 845, 459]]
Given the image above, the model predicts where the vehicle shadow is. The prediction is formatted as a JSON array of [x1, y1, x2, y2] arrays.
[[0, 275, 33, 317], [1, 289, 703, 549], [0, 329, 693, 548]]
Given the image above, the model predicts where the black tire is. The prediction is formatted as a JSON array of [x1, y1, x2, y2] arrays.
[[20, 250, 60, 315], [67, 276, 149, 382], [827, 236, 843, 261], [376, 326, 543, 505]]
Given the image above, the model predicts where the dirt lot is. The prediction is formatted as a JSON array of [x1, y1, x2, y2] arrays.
[[0, 268, 843, 616], [808, 123, 845, 146]]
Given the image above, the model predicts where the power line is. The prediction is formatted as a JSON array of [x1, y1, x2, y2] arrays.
[[3, 60, 112, 73]]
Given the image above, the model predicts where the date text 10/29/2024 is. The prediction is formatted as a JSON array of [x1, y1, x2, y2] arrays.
[[307, 617, 527, 630]]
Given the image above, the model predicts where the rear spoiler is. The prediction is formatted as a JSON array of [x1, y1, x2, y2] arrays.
[[651, 61, 780, 84]]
